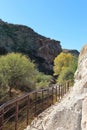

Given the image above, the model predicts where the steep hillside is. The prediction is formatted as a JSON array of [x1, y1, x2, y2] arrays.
[[0, 19, 79, 74], [0, 19, 62, 74]]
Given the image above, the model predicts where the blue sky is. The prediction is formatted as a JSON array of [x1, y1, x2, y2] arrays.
[[0, 0, 87, 51]]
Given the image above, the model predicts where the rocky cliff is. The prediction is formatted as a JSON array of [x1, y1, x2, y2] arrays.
[[0, 19, 62, 74], [0, 19, 80, 75], [25, 44, 87, 130], [63, 49, 79, 56]]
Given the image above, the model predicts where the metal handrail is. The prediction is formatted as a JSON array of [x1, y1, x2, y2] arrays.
[[0, 81, 71, 130]]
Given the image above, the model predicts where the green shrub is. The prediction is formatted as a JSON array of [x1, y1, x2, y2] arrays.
[[57, 67, 74, 84], [53, 52, 78, 84], [35, 72, 52, 89], [0, 53, 37, 96]]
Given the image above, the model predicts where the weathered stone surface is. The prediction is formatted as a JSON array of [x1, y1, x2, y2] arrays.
[[81, 97, 87, 130], [25, 44, 87, 130]]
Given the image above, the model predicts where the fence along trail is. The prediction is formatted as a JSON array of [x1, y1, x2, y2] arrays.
[[0, 81, 71, 130]]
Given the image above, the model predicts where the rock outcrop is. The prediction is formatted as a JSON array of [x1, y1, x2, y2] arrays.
[[63, 49, 79, 56], [0, 19, 62, 74], [25, 44, 87, 130]]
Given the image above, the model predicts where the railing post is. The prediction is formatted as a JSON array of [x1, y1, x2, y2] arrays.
[[67, 81, 70, 90], [47, 89, 50, 107], [66, 81, 69, 91], [35, 92, 37, 116], [60, 85, 62, 98], [61, 85, 63, 98], [27, 95, 30, 125], [65, 82, 66, 94], [59, 85, 60, 100], [59, 85, 61, 99], [56, 85, 58, 102], [0, 110, 2, 130], [42, 90, 44, 111], [0, 108, 4, 130], [52, 87, 54, 104], [64, 84, 66, 94], [66, 82, 67, 92], [62, 85, 64, 97], [15, 101, 19, 130]]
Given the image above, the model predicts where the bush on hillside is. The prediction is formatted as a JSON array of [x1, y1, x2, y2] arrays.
[[53, 52, 78, 84], [0, 53, 37, 96], [35, 72, 52, 89]]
